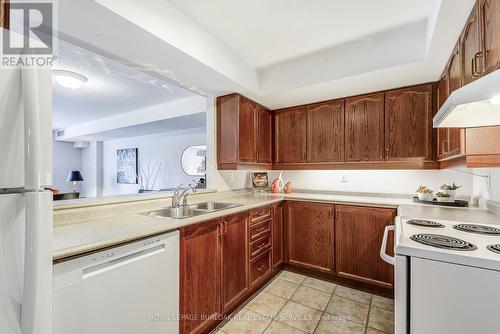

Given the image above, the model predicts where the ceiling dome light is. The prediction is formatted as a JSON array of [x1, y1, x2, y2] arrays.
[[53, 70, 88, 89], [489, 95, 500, 106]]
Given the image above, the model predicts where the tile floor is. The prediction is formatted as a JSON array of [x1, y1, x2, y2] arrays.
[[215, 270, 394, 334]]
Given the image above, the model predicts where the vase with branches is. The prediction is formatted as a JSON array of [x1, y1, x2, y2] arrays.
[[137, 161, 162, 193]]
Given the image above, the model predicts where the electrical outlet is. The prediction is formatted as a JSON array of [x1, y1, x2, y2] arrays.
[[229, 172, 234, 183]]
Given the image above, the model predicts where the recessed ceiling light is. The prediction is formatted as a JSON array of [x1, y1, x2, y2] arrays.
[[53, 70, 88, 89], [490, 95, 500, 106]]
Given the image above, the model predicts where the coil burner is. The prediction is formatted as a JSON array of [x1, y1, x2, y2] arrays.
[[410, 234, 477, 251]]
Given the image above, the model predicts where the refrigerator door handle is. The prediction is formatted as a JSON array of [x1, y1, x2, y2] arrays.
[[380, 225, 395, 265], [21, 68, 52, 190], [21, 192, 53, 334]]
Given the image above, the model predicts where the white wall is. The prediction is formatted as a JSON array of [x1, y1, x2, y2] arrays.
[[214, 169, 473, 196], [52, 140, 81, 193], [101, 128, 206, 196], [80, 141, 103, 198], [473, 168, 500, 204]]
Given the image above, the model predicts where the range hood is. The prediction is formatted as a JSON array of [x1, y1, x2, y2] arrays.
[[433, 69, 500, 128]]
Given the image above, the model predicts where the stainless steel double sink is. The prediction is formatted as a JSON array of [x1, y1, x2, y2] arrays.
[[148, 202, 242, 220]]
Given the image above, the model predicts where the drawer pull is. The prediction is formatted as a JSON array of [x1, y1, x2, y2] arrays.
[[258, 243, 266, 249], [257, 265, 266, 272], [255, 227, 266, 233]]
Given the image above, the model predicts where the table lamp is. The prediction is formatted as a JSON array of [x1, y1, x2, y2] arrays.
[[67, 170, 84, 193]]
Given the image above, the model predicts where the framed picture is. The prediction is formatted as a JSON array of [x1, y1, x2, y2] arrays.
[[117, 148, 138, 184]]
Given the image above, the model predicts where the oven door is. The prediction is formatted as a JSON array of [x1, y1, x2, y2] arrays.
[[380, 225, 409, 334]]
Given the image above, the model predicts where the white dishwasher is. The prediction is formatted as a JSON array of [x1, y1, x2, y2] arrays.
[[53, 230, 179, 334]]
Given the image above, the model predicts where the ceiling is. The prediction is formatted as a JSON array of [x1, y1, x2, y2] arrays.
[[58, 0, 476, 109], [71, 113, 206, 141], [167, 0, 439, 69], [53, 39, 196, 129]]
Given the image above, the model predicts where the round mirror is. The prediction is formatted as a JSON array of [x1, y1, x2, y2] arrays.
[[181, 145, 207, 176]]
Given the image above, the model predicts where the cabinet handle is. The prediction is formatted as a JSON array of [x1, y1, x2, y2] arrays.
[[258, 242, 266, 249], [441, 139, 448, 155], [473, 51, 483, 77], [255, 227, 266, 234], [257, 265, 266, 272]]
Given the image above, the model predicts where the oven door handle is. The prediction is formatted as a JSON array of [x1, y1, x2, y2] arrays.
[[380, 225, 395, 265]]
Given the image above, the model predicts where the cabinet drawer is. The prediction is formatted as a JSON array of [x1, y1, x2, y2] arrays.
[[250, 251, 271, 287], [250, 235, 271, 260], [249, 219, 271, 241], [250, 207, 272, 224]]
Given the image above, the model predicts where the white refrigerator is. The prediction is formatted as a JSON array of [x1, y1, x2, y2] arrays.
[[0, 33, 53, 334]]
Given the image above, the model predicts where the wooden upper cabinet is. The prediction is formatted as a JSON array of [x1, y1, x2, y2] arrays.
[[217, 94, 271, 169], [462, 2, 482, 85], [307, 100, 345, 163], [480, 0, 500, 74], [448, 43, 462, 93], [345, 93, 385, 161], [221, 213, 249, 314], [285, 201, 335, 273], [437, 73, 449, 160], [385, 84, 433, 161], [180, 220, 222, 334], [238, 98, 257, 162], [275, 106, 307, 164], [257, 107, 272, 164], [335, 205, 396, 289], [437, 72, 449, 109], [0, 0, 8, 29]]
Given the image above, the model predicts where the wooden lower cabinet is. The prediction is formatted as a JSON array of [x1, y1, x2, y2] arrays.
[[180, 219, 222, 334], [272, 202, 284, 268], [181, 206, 278, 334], [285, 201, 335, 273], [335, 205, 396, 289], [221, 212, 249, 313]]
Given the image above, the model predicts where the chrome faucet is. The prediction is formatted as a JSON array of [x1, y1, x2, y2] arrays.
[[171, 183, 197, 208]]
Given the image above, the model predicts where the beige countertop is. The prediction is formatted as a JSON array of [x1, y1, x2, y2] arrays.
[[53, 190, 500, 262]]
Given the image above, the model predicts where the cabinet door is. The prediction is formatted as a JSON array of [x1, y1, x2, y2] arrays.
[[335, 205, 396, 289], [447, 45, 465, 159], [437, 73, 449, 160], [345, 93, 385, 161], [480, 0, 500, 74], [1, 0, 8, 29], [221, 213, 249, 314], [462, 2, 482, 85], [275, 107, 307, 164], [448, 43, 462, 94], [238, 98, 257, 163], [257, 107, 272, 164], [307, 100, 344, 162], [285, 201, 334, 273], [272, 202, 284, 268], [385, 84, 433, 160], [180, 219, 221, 334]]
